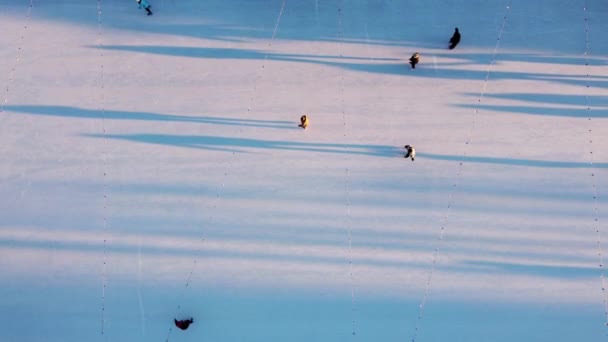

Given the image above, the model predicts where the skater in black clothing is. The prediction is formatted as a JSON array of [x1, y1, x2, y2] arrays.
[[409, 52, 420, 69], [136, 0, 153, 15], [298, 115, 309, 129], [449, 28, 461, 49], [404, 145, 415, 161], [174, 318, 193, 330]]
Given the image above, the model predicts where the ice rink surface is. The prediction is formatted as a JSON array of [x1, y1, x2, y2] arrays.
[[0, 0, 607, 341]]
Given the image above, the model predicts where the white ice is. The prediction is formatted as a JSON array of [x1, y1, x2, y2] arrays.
[[0, 0, 607, 341]]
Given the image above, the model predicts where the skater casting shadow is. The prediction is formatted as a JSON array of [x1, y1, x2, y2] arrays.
[[3, 105, 296, 129], [83, 133, 401, 158], [94, 45, 608, 84], [419, 152, 608, 169]]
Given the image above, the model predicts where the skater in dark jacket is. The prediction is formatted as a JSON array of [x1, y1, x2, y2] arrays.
[[136, 0, 153, 15], [449, 28, 461, 49], [174, 318, 193, 330], [404, 145, 415, 161], [409, 52, 420, 69], [298, 115, 309, 129]]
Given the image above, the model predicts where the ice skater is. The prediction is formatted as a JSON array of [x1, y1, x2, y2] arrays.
[[174, 318, 194, 331], [136, 0, 153, 15], [409, 52, 420, 69], [404, 145, 415, 161], [298, 115, 309, 129], [449, 27, 461, 49]]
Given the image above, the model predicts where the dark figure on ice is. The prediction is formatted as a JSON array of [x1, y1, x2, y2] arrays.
[[409, 52, 420, 69], [404, 145, 415, 161], [174, 318, 194, 331], [298, 114, 309, 129], [449, 27, 461, 49], [136, 0, 153, 15]]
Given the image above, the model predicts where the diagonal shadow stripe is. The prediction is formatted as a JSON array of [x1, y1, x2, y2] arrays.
[[4, 105, 297, 129]]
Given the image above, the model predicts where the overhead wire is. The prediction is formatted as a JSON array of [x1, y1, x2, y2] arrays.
[[337, 1, 356, 337], [582, 0, 608, 326], [96, 0, 109, 336]]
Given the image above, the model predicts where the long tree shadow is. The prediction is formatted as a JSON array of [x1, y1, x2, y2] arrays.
[[83, 133, 608, 167], [456, 92, 608, 118], [434, 52, 608, 66], [84, 133, 401, 157], [4, 105, 296, 129], [95, 45, 404, 75], [96, 45, 400, 63], [94, 45, 608, 87], [434, 67, 608, 88], [2, 0, 467, 48], [462, 260, 596, 279], [419, 152, 608, 168], [0, 226, 590, 278], [455, 104, 608, 118], [463, 93, 608, 107]]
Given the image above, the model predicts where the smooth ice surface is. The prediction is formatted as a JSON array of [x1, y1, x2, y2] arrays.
[[1, 0, 607, 341]]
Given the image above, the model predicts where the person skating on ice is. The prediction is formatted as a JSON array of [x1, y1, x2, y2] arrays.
[[298, 115, 309, 129], [449, 27, 461, 49], [409, 52, 420, 69], [404, 145, 415, 161], [136, 0, 153, 15]]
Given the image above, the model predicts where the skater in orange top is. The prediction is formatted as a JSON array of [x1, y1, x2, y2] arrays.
[[298, 115, 309, 129], [409, 52, 420, 69]]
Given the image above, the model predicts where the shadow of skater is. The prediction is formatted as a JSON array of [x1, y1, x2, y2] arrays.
[[174, 318, 194, 331]]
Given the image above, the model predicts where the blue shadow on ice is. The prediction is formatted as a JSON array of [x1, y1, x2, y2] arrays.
[[433, 52, 608, 66], [434, 68, 608, 88], [0, 229, 593, 279], [96, 45, 405, 75], [456, 104, 608, 118], [3, 105, 296, 129], [464, 93, 608, 107], [96, 45, 399, 63], [455, 92, 607, 118], [94, 45, 608, 86], [0, 236, 420, 270], [84, 133, 401, 157], [418, 152, 608, 169], [84, 133, 608, 167], [463, 260, 597, 279]]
